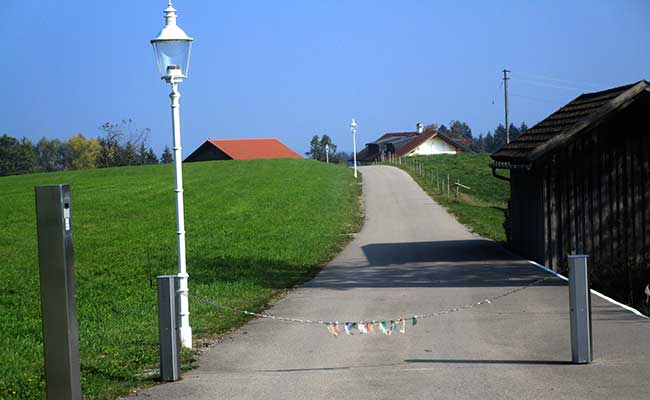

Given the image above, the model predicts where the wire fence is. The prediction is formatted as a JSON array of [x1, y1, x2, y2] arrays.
[[380, 155, 470, 199]]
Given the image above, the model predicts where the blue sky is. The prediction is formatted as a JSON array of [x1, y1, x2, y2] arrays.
[[2, 0, 649, 156]]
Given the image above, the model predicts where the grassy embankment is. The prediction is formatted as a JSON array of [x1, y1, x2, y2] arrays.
[[0, 159, 361, 399], [388, 153, 509, 242]]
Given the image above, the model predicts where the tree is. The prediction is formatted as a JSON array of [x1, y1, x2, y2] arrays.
[[306, 135, 323, 161], [471, 134, 486, 153], [479, 121, 529, 153], [448, 120, 473, 141], [67, 134, 100, 170], [145, 148, 159, 164], [97, 121, 124, 167], [35, 137, 69, 172], [97, 119, 151, 168], [321, 134, 336, 162], [484, 132, 495, 153], [138, 143, 148, 165], [333, 151, 351, 164], [493, 124, 507, 151], [0, 135, 37, 176], [424, 123, 438, 132], [161, 146, 173, 163], [305, 134, 337, 162], [117, 141, 138, 166]]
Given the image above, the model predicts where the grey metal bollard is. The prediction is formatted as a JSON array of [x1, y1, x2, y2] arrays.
[[35, 184, 82, 400], [157, 275, 181, 381], [568, 255, 593, 364]]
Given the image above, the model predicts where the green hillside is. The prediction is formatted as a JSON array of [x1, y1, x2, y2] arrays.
[[390, 153, 510, 242], [0, 159, 361, 399]]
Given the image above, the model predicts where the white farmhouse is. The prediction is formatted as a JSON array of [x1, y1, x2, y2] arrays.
[[356, 123, 471, 163]]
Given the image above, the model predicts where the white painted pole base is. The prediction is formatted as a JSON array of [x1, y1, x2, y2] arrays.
[[179, 325, 192, 350], [169, 80, 192, 349]]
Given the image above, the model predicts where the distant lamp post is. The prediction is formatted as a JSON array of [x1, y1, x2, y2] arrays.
[[350, 119, 358, 178], [151, 0, 193, 349], [325, 143, 330, 163]]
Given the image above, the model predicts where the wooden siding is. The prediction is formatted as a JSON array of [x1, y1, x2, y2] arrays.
[[510, 169, 546, 263], [184, 142, 232, 162], [509, 97, 650, 272]]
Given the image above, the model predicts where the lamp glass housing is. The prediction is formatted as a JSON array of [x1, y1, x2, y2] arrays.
[[152, 39, 192, 79]]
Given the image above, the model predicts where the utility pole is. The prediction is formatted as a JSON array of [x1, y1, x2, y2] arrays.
[[503, 69, 510, 144]]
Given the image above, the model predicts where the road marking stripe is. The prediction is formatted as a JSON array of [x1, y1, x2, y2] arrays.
[[527, 260, 649, 320]]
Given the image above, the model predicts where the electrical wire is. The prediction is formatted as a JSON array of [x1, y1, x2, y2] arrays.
[[510, 92, 566, 104], [512, 77, 586, 92], [514, 71, 603, 89]]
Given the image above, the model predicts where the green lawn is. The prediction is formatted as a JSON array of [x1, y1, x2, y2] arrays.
[[0, 159, 361, 399], [388, 153, 509, 242]]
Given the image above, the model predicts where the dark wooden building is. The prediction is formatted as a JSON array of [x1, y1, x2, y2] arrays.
[[491, 80, 650, 272]]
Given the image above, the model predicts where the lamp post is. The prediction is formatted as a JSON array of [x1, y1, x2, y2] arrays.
[[151, 0, 193, 349], [351, 119, 358, 178]]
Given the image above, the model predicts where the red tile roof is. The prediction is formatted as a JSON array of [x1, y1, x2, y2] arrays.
[[207, 138, 302, 160]]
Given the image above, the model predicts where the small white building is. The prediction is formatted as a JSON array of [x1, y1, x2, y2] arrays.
[[356, 123, 471, 163]]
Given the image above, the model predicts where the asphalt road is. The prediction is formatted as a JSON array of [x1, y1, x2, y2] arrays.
[[132, 165, 650, 400]]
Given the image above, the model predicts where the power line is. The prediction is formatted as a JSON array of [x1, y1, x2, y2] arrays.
[[512, 77, 587, 92], [514, 71, 603, 89], [491, 78, 503, 105], [510, 92, 565, 104]]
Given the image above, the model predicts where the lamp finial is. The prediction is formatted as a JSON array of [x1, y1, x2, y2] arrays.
[[164, 0, 178, 27]]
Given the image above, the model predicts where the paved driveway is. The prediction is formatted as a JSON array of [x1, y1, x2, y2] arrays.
[[132, 165, 650, 400]]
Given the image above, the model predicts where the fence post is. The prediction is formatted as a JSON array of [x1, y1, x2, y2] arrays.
[[568, 255, 593, 364], [35, 185, 82, 400], [157, 275, 182, 381], [447, 174, 451, 197]]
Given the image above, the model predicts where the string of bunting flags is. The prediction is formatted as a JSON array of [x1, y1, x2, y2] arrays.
[[186, 275, 550, 337]]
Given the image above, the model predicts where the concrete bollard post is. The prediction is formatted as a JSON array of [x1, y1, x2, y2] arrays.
[[157, 275, 181, 381], [568, 255, 593, 364], [35, 184, 82, 400]]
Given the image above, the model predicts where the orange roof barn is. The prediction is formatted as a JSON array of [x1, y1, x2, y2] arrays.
[[184, 138, 303, 162]]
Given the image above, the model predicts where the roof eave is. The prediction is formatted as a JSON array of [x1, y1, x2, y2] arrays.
[[207, 139, 236, 159], [525, 81, 650, 163]]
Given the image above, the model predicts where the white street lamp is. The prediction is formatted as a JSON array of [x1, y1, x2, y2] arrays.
[[325, 143, 329, 163], [151, 0, 193, 349], [350, 119, 358, 178]]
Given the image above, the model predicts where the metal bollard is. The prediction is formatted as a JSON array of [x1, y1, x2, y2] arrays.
[[157, 275, 181, 381], [35, 184, 82, 400], [568, 255, 593, 364]]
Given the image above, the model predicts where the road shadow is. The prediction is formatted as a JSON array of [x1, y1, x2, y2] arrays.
[[362, 240, 517, 265], [185, 240, 565, 291], [308, 239, 565, 289]]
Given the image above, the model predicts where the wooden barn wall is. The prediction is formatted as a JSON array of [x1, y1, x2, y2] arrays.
[[533, 98, 650, 272], [185, 143, 232, 162], [510, 169, 546, 264]]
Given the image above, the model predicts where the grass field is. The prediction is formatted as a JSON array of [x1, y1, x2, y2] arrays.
[[0, 159, 361, 399], [388, 153, 510, 242]]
